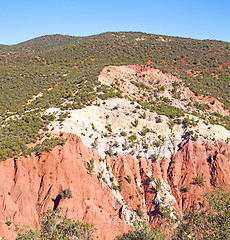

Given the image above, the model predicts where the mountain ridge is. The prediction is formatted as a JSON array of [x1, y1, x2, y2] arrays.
[[1, 31, 229, 49]]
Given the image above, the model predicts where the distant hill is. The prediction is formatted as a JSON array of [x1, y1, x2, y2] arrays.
[[0, 32, 229, 161], [0, 32, 229, 114]]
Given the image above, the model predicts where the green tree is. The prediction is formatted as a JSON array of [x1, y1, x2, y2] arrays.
[[115, 221, 165, 240], [16, 208, 96, 240], [173, 187, 230, 240]]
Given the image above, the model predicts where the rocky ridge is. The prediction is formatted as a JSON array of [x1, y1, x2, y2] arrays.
[[0, 133, 229, 239], [45, 65, 229, 163]]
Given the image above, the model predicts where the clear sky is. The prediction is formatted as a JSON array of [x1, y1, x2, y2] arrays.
[[1, 0, 230, 45]]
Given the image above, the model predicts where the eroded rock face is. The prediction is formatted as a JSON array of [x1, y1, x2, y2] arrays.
[[0, 134, 229, 239], [167, 140, 230, 212], [98, 65, 229, 116], [0, 134, 131, 240]]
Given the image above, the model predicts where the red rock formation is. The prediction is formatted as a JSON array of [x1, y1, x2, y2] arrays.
[[0, 134, 131, 240], [106, 155, 144, 210], [167, 140, 230, 212], [0, 134, 229, 239]]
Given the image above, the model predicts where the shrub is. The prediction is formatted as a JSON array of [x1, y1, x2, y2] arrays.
[[155, 179, 162, 192], [193, 133, 199, 141], [129, 195, 134, 200], [87, 158, 94, 175], [126, 175, 132, 184], [16, 208, 95, 239], [120, 131, 127, 136], [135, 205, 143, 217], [113, 141, 120, 148], [150, 174, 155, 182], [141, 126, 148, 136], [150, 153, 158, 162], [119, 182, 123, 192], [194, 173, 205, 186], [128, 134, 137, 141], [108, 146, 113, 156], [174, 187, 230, 240], [91, 138, 98, 149], [60, 188, 72, 199], [133, 118, 139, 127], [180, 186, 190, 192], [105, 124, 112, 133], [115, 221, 162, 240], [5, 220, 12, 226]]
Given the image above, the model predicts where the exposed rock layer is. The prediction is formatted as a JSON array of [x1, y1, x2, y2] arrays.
[[0, 134, 229, 239]]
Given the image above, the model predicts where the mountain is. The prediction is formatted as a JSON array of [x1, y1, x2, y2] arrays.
[[0, 32, 229, 239]]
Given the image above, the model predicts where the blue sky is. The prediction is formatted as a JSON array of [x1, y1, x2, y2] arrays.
[[1, 0, 230, 45]]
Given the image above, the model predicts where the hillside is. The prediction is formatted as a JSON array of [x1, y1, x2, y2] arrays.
[[0, 32, 229, 239], [0, 32, 230, 113], [0, 32, 229, 162], [0, 134, 229, 239]]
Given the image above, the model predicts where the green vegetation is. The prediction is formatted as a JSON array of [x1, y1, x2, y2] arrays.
[[174, 187, 230, 239], [23, 137, 66, 157], [180, 186, 190, 193], [128, 134, 137, 141], [115, 221, 165, 240], [0, 32, 229, 161], [16, 208, 95, 240], [116, 187, 230, 240], [15, 188, 230, 239], [133, 118, 139, 127], [126, 175, 132, 184], [120, 131, 127, 136], [155, 179, 162, 192], [87, 158, 94, 176], [105, 124, 113, 133], [91, 137, 98, 149], [131, 80, 150, 90], [59, 188, 72, 199], [108, 146, 113, 156], [135, 205, 144, 217], [194, 173, 206, 186]]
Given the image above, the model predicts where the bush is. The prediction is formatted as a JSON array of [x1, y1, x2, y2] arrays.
[[120, 131, 127, 136], [180, 186, 190, 192], [105, 124, 112, 133], [126, 175, 132, 184], [133, 118, 139, 127], [135, 205, 143, 217], [194, 173, 205, 186], [87, 158, 94, 175], [16, 208, 96, 240], [155, 179, 162, 192], [115, 221, 164, 240], [128, 134, 137, 141], [174, 187, 230, 240], [60, 188, 72, 199]]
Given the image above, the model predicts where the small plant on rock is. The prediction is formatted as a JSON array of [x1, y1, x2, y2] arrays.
[[133, 118, 139, 127], [155, 179, 162, 192], [60, 188, 72, 199], [180, 186, 190, 192], [135, 205, 143, 217], [194, 173, 205, 186], [126, 175, 132, 184], [87, 158, 94, 176], [106, 124, 112, 133]]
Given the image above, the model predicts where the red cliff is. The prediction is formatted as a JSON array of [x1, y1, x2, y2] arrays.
[[0, 134, 229, 239]]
